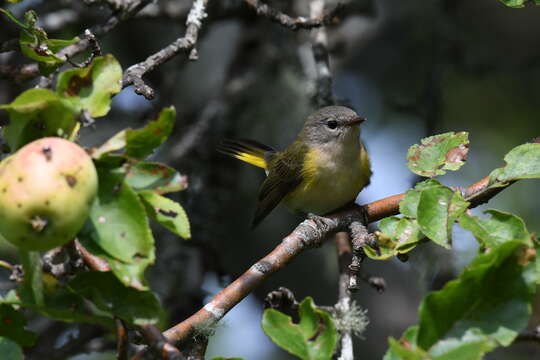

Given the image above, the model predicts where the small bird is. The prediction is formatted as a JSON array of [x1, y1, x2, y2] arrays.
[[219, 106, 372, 228]]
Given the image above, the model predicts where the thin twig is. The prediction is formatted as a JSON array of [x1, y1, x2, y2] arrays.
[[122, 0, 210, 99], [116, 318, 129, 360], [310, 0, 335, 107], [139, 324, 185, 360], [243, 0, 344, 31]]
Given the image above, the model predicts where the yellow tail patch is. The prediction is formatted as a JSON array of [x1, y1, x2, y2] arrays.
[[233, 152, 266, 168]]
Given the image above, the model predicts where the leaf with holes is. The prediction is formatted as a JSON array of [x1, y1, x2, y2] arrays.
[[56, 55, 122, 117], [407, 132, 469, 177], [262, 297, 338, 360], [126, 162, 188, 194], [139, 191, 190, 239]]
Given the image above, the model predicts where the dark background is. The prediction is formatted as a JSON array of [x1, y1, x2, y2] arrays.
[[1, 0, 540, 359]]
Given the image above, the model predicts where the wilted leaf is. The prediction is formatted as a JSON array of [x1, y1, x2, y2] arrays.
[[139, 191, 190, 239], [417, 240, 537, 350], [69, 272, 163, 326], [262, 297, 338, 360], [0, 337, 23, 360], [460, 210, 531, 248], [125, 107, 176, 159], [489, 143, 540, 183], [407, 132, 469, 177], [126, 162, 188, 194], [0, 305, 36, 347], [0, 88, 78, 150], [56, 55, 122, 117]]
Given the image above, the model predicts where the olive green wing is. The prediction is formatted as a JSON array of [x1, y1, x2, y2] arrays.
[[252, 143, 305, 228]]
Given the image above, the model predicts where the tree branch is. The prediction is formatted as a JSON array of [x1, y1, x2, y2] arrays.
[[121, 0, 210, 99], [160, 155, 535, 345], [334, 232, 354, 360], [243, 0, 344, 31]]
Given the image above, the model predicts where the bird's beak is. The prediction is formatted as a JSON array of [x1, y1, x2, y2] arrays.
[[346, 116, 366, 126]]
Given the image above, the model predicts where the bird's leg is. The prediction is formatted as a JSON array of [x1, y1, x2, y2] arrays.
[[347, 206, 379, 291]]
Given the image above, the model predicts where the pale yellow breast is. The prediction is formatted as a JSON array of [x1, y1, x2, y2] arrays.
[[283, 143, 371, 215]]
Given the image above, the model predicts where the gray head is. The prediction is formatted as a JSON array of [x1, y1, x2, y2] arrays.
[[299, 106, 365, 145]]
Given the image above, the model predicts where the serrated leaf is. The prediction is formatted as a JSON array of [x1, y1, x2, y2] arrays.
[[139, 191, 190, 239], [0, 88, 78, 150], [125, 107, 176, 159], [417, 184, 469, 248], [0, 305, 36, 347], [364, 217, 423, 260], [56, 55, 122, 117], [460, 210, 531, 248], [262, 297, 338, 360], [0, 337, 23, 360], [69, 271, 163, 326], [417, 240, 537, 350], [407, 132, 469, 177], [489, 143, 540, 183], [126, 162, 188, 194]]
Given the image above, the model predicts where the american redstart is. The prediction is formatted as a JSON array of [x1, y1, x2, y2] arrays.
[[219, 106, 371, 228]]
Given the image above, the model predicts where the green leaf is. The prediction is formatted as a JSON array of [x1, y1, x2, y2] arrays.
[[56, 55, 122, 117], [416, 184, 469, 248], [428, 330, 496, 360], [126, 162, 188, 194], [0, 337, 23, 360], [139, 191, 191, 239], [498, 0, 539, 7], [489, 143, 540, 183], [262, 297, 338, 360], [364, 216, 423, 260], [460, 210, 531, 248], [0, 305, 36, 347], [417, 240, 537, 350], [399, 180, 441, 218], [91, 131, 127, 159], [0, 88, 78, 151], [125, 107, 176, 159], [18, 251, 43, 307], [407, 132, 469, 177], [69, 271, 163, 326], [81, 168, 154, 289], [385, 327, 496, 360]]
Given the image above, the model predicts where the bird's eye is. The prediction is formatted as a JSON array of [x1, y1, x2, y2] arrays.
[[326, 120, 338, 129]]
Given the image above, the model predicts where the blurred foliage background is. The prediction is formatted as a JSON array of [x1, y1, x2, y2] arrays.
[[1, 0, 540, 359]]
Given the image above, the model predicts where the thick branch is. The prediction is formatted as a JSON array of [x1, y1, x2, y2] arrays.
[[243, 0, 343, 30], [161, 160, 530, 345], [121, 0, 210, 99]]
